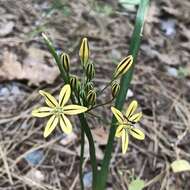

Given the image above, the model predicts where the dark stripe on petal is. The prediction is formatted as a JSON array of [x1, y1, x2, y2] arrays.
[[60, 92, 66, 106], [130, 128, 140, 135], [128, 103, 135, 118], [49, 116, 56, 129], [45, 95, 56, 107], [82, 41, 85, 63], [61, 114, 67, 128], [117, 60, 131, 76]]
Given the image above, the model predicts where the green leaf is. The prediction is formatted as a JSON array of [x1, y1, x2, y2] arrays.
[[119, 0, 141, 6], [115, 0, 149, 111], [129, 179, 145, 190], [171, 159, 190, 173], [42, 33, 67, 82], [178, 67, 190, 78], [94, 3, 113, 15]]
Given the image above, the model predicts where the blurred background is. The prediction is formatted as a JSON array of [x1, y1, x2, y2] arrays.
[[0, 0, 190, 189]]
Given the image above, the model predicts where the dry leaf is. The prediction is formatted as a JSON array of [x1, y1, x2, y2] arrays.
[[171, 159, 190, 173], [24, 168, 44, 187], [60, 132, 77, 146], [141, 45, 180, 66], [0, 48, 59, 85], [76, 135, 103, 160], [92, 127, 108, 145], [146, 2, 160, 23], [0, 21, 14, 36]]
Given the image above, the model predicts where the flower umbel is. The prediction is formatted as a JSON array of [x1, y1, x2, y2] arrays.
[[111, 100, 145, 154], [32, 84, 88, 138]]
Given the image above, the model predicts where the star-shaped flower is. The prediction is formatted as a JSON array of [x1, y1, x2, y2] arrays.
[[111, 100, 145, 154], [32, 84, 87, 138]]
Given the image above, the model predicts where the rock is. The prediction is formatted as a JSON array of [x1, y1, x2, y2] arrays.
[[83, 171, 92, 188], [161, 19, 176, 37], [166, 66, 178, 77], [24, 150, 44, 165], [0, 21, 14, 36]]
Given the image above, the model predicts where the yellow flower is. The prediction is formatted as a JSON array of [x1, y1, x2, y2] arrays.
[[32, 84, 88, 138], [111, 100, 145, 154]]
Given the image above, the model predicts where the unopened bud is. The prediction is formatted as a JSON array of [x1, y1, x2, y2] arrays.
[[87, 90, 96, 106], [113, 55, 133, 78], [79, 37, 89, 67], [70, 75, 80, 93], [86, 62, 95, 80], [111, 81, 120, 98], [60, 53, 70, 73]]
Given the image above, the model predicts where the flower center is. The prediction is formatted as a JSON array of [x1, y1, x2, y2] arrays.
[[53, 107, 64, 116]]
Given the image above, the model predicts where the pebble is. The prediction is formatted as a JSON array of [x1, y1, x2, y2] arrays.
[[83, 171, 92, 188], [127, 89, 134, 98], [25, 168, 44, 183], [24, 150, 44, 165], [0, 87, 10, 96], [161, 19, 176, 37], [166, 66, 178, 77]]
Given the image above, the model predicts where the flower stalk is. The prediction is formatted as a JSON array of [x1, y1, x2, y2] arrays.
[[96, 1, 149, 189], [41, 34, 98, 189]]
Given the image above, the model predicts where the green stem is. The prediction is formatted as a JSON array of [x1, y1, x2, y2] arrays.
[[97, 1, 149, 189], [98, 80, 113, 95], [79, 128, 85, 190], [87, 98, 114, 112], [78, 114, 98, 189]]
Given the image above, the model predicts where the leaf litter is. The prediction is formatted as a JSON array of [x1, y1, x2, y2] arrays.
[[0, 0, 190, 189]]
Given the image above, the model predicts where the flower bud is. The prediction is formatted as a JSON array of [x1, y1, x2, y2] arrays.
[[111, 81, 120, 98], [87, 90, 96, 106], [79, 37, 89, 67], [70, 75, 80, 93], [113, 55, 133, 78], [60, 53, 70, 73], [86, 62, 95, 80]]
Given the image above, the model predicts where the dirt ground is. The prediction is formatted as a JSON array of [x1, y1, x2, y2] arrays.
[[0, 0, 190, 189]]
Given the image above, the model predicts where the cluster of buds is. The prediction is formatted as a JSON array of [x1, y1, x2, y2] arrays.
[[59, 37, 133, 108]]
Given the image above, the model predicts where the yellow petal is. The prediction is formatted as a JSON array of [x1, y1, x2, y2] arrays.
[[130, 127, 145, 140], [114, 55, 133, 78], [115, 125, 124, 138], [111, 107, 124, 124], [129, 112, 142, 123], [121, 130, 129, 154], [32, 107, 53, 117], [59, 84, 71, 107], [126, 100, 138, 118], [39, 90, 58, 108], [60, 114, 72, 134], [44, 115, 58, 138], [63, 105, 88, 115]]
